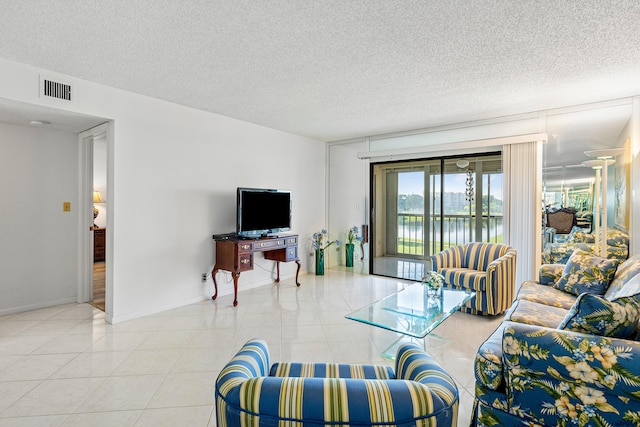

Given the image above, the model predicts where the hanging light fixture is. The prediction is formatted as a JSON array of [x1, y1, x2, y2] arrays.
[[456, 159, 474, 202], [465, 169, 474, 202]]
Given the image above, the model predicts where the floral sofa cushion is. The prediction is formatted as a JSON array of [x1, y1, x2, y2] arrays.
[[516, 280, 577, 309], [503, 299, 569, 328], [558, 293, 640, 339], [607, 228, 630, 248], [606, 256, 640, 299], [542, 228, 629, 265], [553, 248, 620, 296], [566, 226, 596, 244]]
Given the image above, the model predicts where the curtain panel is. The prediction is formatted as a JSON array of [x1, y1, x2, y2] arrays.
[[503, 141, 543, 287]]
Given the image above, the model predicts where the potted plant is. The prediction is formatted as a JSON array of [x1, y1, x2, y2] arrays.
[[345, 226, 362, 267], [311, 229, 339, 275], [422, 271, 445, 298]]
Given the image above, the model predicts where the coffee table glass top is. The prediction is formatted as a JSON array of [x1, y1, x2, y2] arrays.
[[346, 284, 475, 339]]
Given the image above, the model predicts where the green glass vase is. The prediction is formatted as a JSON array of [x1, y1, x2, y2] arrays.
[[345, 243, 354, 267], [315, 248, 324, 275]]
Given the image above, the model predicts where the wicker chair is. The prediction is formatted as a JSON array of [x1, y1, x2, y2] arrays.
[[546, 208, 576, 236]]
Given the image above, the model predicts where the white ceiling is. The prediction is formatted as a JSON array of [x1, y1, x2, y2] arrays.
[[1, 1, 640, 142]]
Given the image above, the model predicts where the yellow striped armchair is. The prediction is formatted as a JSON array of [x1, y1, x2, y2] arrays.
[[431, 242, 517, 315], [215, 339, 459, 426]]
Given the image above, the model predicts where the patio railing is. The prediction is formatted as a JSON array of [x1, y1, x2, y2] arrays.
[[397, 213, 503, 256]]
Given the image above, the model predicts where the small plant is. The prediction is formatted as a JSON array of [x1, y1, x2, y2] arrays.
[[346, 226, 362, 245], [422, 270, 444, 291], [312, 229, 340, 251]]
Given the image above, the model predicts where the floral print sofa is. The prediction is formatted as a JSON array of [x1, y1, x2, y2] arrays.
[[471, 252, 640, 426], [542, 226, 629, 264]]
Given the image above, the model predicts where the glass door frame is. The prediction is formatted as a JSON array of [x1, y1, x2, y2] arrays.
[[369, 151, 502, 280]]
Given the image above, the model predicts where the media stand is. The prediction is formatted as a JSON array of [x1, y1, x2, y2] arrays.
[[211, 234, 301, 306]]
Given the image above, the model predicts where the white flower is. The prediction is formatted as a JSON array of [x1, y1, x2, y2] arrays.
[[566, 361, 599, 383], [575, 385, 606, 405], [503, 336, 521, 355], [422, 271, 444, 289]]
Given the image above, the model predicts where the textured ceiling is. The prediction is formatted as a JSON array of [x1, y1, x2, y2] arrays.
[[1, 1, 640, 141]]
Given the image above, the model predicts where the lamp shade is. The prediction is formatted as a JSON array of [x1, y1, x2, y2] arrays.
[[93, 191, 106, 203], [584, 148, 626, 159]]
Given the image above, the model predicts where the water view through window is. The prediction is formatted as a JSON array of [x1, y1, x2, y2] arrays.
[[372, 153, 503, 280]]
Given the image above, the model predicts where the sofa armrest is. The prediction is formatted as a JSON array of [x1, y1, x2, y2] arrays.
[[431, 245, 465, 269], [395, 342, 458, 406], [215, 339, 270, 399], [501, 322, 640, 425], [486, 248, 517, 281], [538, 263, 565, 285]]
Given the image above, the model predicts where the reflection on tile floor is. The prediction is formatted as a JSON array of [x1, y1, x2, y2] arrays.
[[0, 269, 503, 426], [373, 256, 432, 281]]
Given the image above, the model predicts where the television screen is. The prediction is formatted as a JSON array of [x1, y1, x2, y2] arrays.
[[237, 188, 292, 237]]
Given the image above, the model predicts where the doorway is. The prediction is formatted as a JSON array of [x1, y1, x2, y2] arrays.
[[79, 123, 111, 315], [91, 132, 107, 311], [371, 153, 503, 280]]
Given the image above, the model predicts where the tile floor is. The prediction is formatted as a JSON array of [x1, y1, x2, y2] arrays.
[[0, 269, 503, 426]]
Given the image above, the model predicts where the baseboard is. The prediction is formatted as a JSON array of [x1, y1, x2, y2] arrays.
[[107, 272, 306, 324], [0, 297, 78, 317], [107, 295, 208, 324]]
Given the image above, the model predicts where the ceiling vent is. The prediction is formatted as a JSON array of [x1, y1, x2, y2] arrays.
[[39, 75, 73, 102]]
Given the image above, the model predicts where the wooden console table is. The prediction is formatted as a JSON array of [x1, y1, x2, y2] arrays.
[[93, 228, 106, 262], [211, 234, 301, 306]]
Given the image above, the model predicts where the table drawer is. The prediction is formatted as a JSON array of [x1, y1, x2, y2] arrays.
[[238, 242, 254, 253], [285, 236, 298, 246], [285, 246, 298, 262], [238, 253, 253, 271], [255, 238, 285, 251]]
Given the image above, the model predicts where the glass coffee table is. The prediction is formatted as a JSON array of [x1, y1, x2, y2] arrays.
[[346, 283, 475, 358]]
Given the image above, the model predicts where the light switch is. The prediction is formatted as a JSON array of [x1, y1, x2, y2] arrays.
[[63, 202, 71, 212]]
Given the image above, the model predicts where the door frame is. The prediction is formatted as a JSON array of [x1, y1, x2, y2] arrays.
[[369, 152, 503, 278], [78, 122, 113, 319]]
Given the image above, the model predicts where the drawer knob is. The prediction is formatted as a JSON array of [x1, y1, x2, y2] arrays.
[[241, 259, 249, 264], [242, 244, 250, 250]]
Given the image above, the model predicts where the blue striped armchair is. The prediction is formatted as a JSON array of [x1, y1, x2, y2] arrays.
[[431, 242, 517, 315], [215, 339, 459, 426]]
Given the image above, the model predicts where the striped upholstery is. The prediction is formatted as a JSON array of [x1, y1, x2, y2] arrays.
[[431, 243, 517, 316], [270, 362, 394, 379], [216, 339, 458, 427]]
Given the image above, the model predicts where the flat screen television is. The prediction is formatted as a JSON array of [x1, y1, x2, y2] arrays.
[[236, 187, 292, 238]]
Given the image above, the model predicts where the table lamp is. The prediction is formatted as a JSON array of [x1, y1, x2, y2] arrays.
[[93, 190, 105, 228]]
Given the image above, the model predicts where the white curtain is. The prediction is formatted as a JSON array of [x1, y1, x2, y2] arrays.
[[503, 141, 543, 288]]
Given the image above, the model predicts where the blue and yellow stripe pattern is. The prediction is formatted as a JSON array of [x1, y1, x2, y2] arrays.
[[215, 340, 458, 426], [431, 243, 517, 315]]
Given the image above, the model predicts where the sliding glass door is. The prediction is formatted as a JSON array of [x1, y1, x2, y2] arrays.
[[371, 153, 502, 280]]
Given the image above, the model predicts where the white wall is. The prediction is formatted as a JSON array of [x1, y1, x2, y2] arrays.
[[328, 140, 369, 271], [0, 58, 325, 322], [0, 122, 79, 313]]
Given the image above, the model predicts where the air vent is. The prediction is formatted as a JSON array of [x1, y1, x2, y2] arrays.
[[39, 75, 73, 102]]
